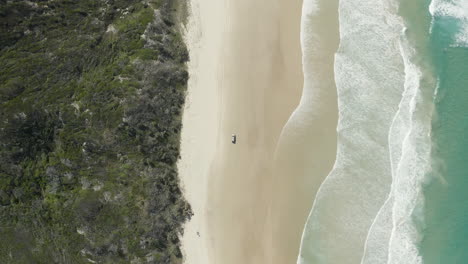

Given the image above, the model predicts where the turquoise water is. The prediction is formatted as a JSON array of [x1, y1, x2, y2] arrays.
[[296, 0, 468, 263], [420, 1, 468, 262]]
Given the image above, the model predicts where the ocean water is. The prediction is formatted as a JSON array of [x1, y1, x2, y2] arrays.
[[362, 1, 436, 263], [270, 0, 339, 262], [297, 0, 405, 262], [420, 0, 468, 262], [296, 0, 468, 263]]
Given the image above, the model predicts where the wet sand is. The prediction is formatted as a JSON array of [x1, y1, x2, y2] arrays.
[[271, 0, 340, 262], [179, 0, 313, 263]]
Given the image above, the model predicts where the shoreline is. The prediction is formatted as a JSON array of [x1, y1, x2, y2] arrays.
[[180, 0, 304, 263], [206, 0, 303, 262], [271, 0, 340, 262]]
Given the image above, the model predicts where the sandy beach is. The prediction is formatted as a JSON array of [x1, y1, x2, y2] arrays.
[[178, 0, 226, 263], [205, 0, 304, 263], [271, 0, 340, 262], [178, 0, 334, 262]]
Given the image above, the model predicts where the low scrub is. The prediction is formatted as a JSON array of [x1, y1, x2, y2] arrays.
[[0, 0, 191, 263]]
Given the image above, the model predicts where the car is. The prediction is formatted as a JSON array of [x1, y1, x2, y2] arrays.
[[231, 134, 237, 144]]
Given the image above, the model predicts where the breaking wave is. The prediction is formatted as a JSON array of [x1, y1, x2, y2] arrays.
[[297, 0, 406, 262], [293, 0, 468, 263]]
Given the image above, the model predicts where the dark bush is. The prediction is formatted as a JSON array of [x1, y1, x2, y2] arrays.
[[0, 0, 191, 262]]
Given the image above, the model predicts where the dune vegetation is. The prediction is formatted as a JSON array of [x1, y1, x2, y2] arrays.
[[0, 0, 191, 263]]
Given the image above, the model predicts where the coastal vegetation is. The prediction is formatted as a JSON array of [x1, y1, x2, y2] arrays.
[[0, 0, 191, 263]]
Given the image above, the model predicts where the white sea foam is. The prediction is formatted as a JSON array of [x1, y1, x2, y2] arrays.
[[429, 0, 468, 46], [271, 0, 339, 261], [297, 0, 405, 263], [360, 25, 414, 264], [360, 28, 416, 264], [429, 0, 468, 18], [361, 196, 394, 263], [361, 27, 436, 264], [301, 0, 319, 18], [385, 36, 430, 264]]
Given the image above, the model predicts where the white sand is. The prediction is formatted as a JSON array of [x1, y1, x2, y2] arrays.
[[179, 0, 306, 263], [178, 0, 226, 263]]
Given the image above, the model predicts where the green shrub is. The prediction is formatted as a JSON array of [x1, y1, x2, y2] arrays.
[[0, 0, 191, 262]]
